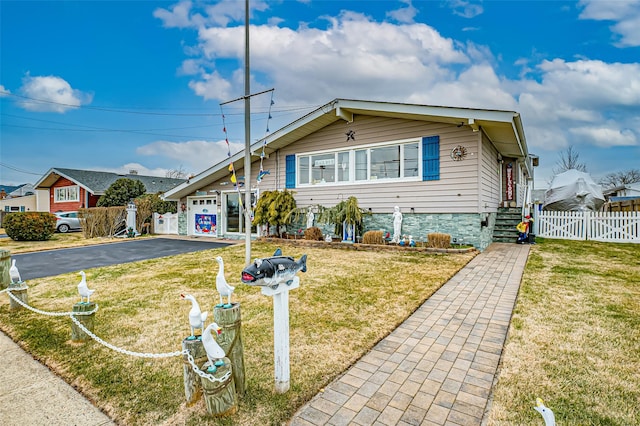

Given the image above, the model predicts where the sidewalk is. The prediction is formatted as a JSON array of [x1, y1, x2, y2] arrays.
[[0, 331, 115, 426], [289, 242, 530, 426]]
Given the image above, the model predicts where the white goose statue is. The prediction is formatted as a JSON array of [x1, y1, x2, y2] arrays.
[[77, 271, 96, 303], [534, 398, 556, 426], [180, 293, 208, 338], [201, 322, 225, 370], [215, 256, 235, 307], [9, 259, 22, 283]]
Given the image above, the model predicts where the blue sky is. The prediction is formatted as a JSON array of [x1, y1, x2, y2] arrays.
[[1, 0, 639, 189]]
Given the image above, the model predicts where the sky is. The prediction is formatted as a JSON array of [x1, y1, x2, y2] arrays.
[[1, 0, 639, 190]]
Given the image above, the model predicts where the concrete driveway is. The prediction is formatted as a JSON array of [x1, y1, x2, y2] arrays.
[[12, 237, 233, 280]]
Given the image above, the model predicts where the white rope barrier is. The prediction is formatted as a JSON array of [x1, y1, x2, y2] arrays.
[[4, 289, 98, 316], [2, 287, 230, 383]]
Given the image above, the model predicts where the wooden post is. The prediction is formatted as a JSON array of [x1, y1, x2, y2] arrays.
[[71, 302, 96, 342], [8, 283, 28, 311], [200, 357, 237, 416], [0, 249, 11, 290], [182, 337, 207, 405], [261, 276, 300, 394], [213, 303, 246, 397]]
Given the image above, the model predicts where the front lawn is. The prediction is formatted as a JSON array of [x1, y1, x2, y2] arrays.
[[0, 241, 475, 425]]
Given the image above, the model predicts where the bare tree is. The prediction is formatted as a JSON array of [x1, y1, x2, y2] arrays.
[[553, 145, 587, 174], [166, 165, 187, 179], [599, 169, 640, 189]]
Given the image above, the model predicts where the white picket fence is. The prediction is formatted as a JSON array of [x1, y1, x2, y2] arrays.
[[536, 211, 640, 243], [153, 212, 178, 235]]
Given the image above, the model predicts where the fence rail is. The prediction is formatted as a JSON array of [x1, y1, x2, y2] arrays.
[[536, 211, 640, 243]]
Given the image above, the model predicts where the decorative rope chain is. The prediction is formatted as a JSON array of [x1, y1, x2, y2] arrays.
[[184, 352, 232, 383], [3, 288, 231, 382], [4, 289, 98, 316]]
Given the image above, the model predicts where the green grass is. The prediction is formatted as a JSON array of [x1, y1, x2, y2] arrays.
[[487, 238, 640, 426], [0, 241, 475, 425]]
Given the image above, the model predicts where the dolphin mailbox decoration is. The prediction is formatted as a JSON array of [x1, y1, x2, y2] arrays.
[[241, 248, 307, 289]]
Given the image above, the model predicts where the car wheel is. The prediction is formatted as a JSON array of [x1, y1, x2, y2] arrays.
[[58, 224, 70, 233]]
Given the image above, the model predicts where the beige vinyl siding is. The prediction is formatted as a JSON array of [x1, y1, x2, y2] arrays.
[[480, 133, 500, 211], [276, 115, 482, 214]]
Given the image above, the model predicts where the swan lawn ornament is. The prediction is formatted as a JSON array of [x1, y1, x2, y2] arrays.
[[534, 398, 556, 426], [201, 322, 225, 372], [9, 259, 22, 283], [215, 256, 235, 307], [180, 293, 208, 339], [77, 271, 96, 303]]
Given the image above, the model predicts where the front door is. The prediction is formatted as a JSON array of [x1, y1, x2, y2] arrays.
[[224, 191, 257, 235], [187, 197, 217, 237]]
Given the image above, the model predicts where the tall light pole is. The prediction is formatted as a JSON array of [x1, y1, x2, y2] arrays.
[[244, 0, 252, 265]]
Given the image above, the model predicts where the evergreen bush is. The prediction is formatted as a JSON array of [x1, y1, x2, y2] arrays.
[[4, 212, 57, 241]]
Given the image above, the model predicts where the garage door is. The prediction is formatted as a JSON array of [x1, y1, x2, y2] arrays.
[[187, 197, 218, 237]]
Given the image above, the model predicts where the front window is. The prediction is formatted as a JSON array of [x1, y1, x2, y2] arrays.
[[299, 139, 420, 185], [54, 186, 79, 202]]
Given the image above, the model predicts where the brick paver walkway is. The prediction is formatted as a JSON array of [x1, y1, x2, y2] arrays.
[[289, 242, 530, 426]]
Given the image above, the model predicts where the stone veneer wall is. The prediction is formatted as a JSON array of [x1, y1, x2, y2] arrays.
[[364, 212, 496, 251], [177, 212, 497, 251]]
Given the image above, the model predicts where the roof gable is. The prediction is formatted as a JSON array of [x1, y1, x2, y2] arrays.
[[35, 168, 185, 195], [165, 98, 529, 200]]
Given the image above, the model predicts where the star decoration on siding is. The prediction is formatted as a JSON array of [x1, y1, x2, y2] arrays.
[[345, 129, 356, 142]]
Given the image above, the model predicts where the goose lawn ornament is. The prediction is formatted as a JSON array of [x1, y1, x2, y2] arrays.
[[215, 256, 235, 307], [9, 259, 22, 283], [180, 293, 208, 339], [534, 398, 556, 426], [201, 322, 225, 372], [77, 271, 95, 303]]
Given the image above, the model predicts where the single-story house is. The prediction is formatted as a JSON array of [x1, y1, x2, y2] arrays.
[[164, 99, 536, 250], [34, 168, 185, 213]]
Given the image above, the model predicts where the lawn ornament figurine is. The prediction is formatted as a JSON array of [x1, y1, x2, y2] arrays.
[[516, 215, 534, 244], [534, 398, 556, 426], [77, 271, 95, 303], [392, 206, 403, 244], [215, 256, 235, 308], [201, 322, 225, 372], [241, 248, 307, 290], [181, 293, 208, 339], [9, 259, 22, 284], [241, 248, 307, 394]]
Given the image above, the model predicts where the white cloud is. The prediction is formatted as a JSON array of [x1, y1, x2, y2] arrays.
[[18, 75, 92, 113], [386, 0, 418, 24], [136, 139, 243, 176], [569, 125, 636, 147], [446, 0, 484, 19], [0, 85, 10, 96], [154, 0, 269, 29], [579, 0, 640, 47]]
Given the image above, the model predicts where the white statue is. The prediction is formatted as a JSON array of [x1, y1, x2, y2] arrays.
[[392, 206, 403, 244], [306, 209, 315, 229]]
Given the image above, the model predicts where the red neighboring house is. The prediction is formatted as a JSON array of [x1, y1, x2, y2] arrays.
[[34, 168, 185, 213]]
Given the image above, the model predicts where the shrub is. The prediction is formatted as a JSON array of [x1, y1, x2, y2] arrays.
[[427, 232, 451, 249], [304, 226, 323, 241], [4, 212, 57, 241], [362, 230, 384, 245]]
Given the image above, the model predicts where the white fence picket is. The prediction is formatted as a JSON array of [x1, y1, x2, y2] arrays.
[[537, 211, 639, 243]]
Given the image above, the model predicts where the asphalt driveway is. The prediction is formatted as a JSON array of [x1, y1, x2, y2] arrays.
[[12, 238, 232, 281]]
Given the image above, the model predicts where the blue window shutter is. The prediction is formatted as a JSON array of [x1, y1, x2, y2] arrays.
[[422, 136, 440, 181], [285, 155, 296, 188]]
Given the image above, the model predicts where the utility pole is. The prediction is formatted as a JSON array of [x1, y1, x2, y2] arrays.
[[244, 0, 251, 265]]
